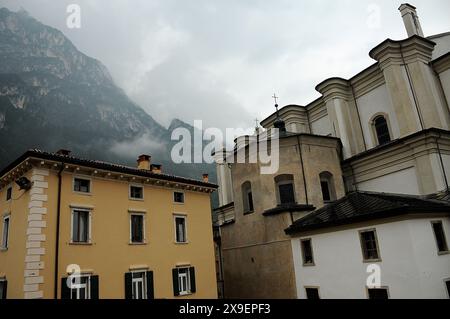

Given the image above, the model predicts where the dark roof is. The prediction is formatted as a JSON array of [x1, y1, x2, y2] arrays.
[[285, 191, 450, 235], [0, 149, 218, 189], [427, 188, 450, 202], [263, 203, 316, 216]]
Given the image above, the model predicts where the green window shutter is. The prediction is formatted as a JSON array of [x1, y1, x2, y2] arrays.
[[90, 275, 99, 299], [124, 272, 133, 299], [61, 277, 70, 299], [146, 271, 154, 299], [172, 268, 180, 297], [189, 267, 196, 293]]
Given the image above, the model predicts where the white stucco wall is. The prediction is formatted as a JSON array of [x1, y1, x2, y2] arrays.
[[310, 116, 332, 137], [356, 84, 400, 149], [357, 167, 421, 195], [291, 217, 450, 299]]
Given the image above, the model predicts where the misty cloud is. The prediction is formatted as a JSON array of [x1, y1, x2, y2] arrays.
[[2, 0, 449, 130], [110, 132, 166, 158]]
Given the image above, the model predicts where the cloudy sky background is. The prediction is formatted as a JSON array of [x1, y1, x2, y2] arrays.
[[1, 0, 449, 131]]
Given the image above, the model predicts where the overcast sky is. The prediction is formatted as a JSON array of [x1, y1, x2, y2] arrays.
[[1, 0, 449, 131]]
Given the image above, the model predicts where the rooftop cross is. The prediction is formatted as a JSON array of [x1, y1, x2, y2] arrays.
[[255, 118, 259, 128], [272, 93, 279, 106]]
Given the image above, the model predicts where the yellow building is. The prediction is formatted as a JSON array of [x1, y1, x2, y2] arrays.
[[0, 149, 218, 299]]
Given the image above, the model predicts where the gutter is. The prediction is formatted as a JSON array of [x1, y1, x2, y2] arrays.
[[54, 162, 64, 299]]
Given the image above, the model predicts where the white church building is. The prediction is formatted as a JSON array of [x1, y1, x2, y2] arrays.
[[213, 3, 450, 299]]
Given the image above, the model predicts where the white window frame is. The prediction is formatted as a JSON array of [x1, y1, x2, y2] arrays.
[[70, 274, 91, 300], [431, 220, 449, 255], [174, 214, 188, 244], [70, 208, 92, 244], [129, 184, 144, 201], [129, 212, 146, 244], [1, 215, 10, 250], [177, 267, 191, 296], [131, 271, 147, 299], [173, 191, 185, 204], [73, 176, 92, 195]]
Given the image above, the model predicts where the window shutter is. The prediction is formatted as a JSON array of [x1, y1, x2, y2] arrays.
[[172, 268, 180, 297], [146, 271, 154, 299], [124, 272, 133, 299], [61, 277, 70, 299], [189, 267, 196, 293], [90, 275, 99, 299], [1, 280, 7, 299]]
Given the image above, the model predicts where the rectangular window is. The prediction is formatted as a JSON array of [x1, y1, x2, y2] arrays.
[[72, 210, 90, 243], [132, 272, 147, 299], [173, 267, 196, 296], [74, 178, 91, 193], [2, 216, 10, 249], [174, 192, 184, 203], [175, 216, 187, 243], [0, 279, 6, 299], [178, 268, 191, 295], [130, 214, 144, 243], [301, 239, 314, 266], [320, 181, 331, 202], [130, 186, 143, 200], [305, 287, 320, 299], [279, 183, 295, 205], [368, 288, 389, 300], [6, 187, 12, 201], [446, 280, 450, 299], [432, 221, 449, 253], [70, 275, 90, 300], [360, 230, 380, 261]]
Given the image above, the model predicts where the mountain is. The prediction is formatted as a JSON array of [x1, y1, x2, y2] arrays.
[[0, 8, 217, 194]]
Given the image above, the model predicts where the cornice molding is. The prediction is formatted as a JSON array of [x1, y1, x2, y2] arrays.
[[432, 53, 450, 74], [369, 35, 436, 70], [315, 77, 352, 103]]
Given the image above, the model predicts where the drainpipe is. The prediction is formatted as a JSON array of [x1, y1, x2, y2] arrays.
[[436, 133, 449, 191], [54, 162, 64, 299]]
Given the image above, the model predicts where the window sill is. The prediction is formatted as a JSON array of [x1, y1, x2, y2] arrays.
[[303, 263, 315, 267], [178, 292, 193, 297], [363, 259, 382, 263], [73, 191, 92, 196], [437, 251, 450, 256], [129, 198, 144, 201], [174, 202, 185, 205], [243, 211, 254, 215], [0, 247, 8, 252], [69, 242, 93, 246], [129, 242, 147, 246], [175, 241, 189, 245]]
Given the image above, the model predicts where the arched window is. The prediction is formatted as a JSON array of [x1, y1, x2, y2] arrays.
[[373, 116, 391, 146], [241, 181, 254, 214], [319, 172, 336, 203], [275, 174, 296, 205]]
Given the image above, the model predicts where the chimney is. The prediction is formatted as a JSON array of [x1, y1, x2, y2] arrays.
[[137, 154, 151, 170], [202, 174, 209, 183], [399, 3, 424, 37], [56, 149, 71, 156], [151, 164, 162, 174]]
